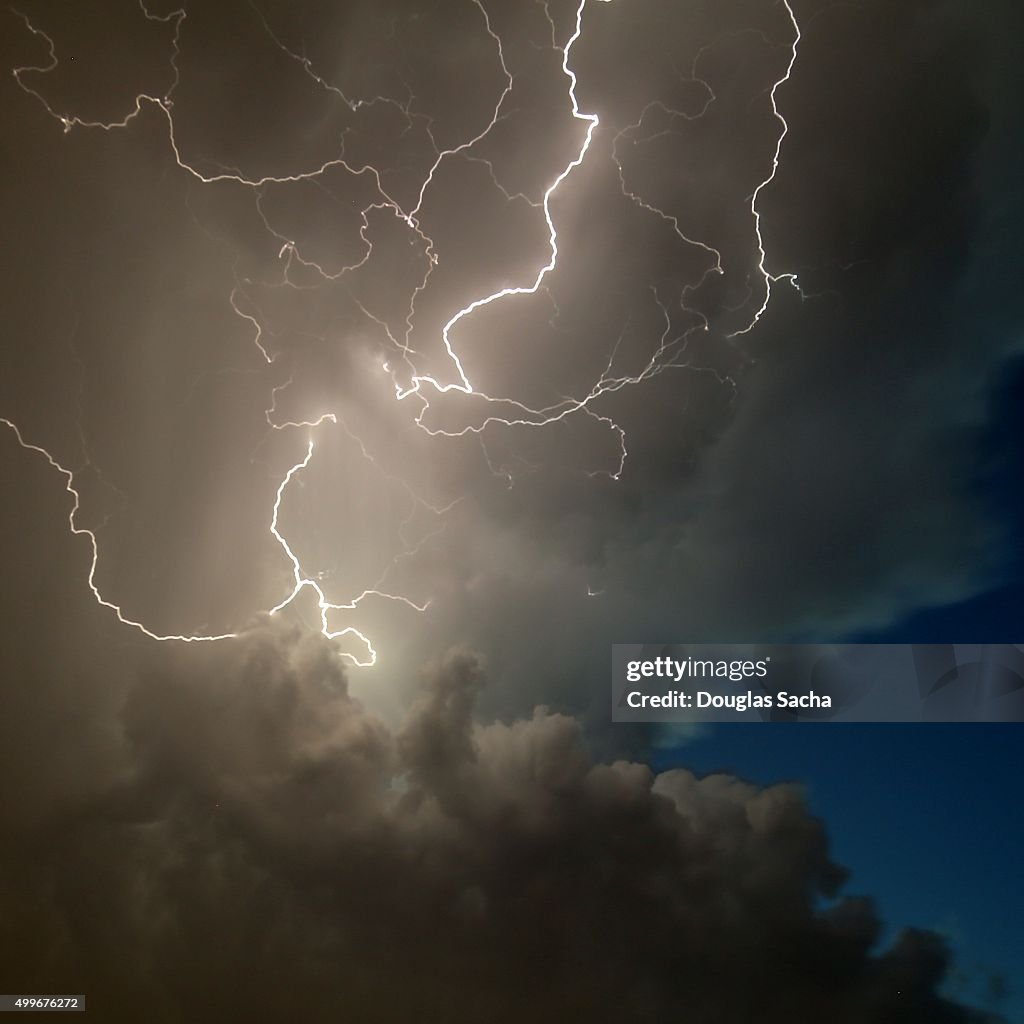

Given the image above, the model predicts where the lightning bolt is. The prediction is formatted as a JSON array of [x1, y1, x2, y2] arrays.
[[1, 416, 235, 644], [729, 1, 802, 336], [4, 0, 802, 662]]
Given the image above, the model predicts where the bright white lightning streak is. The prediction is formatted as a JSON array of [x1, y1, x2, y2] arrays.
[[0, 415, 428, 666], [265, 439, 430, 668], [5, 0, 803, 660], [728, 0, 801, 337], [0, 416, 235, 644], [399, 0, 607, 408], [396, 0, 802, 435]]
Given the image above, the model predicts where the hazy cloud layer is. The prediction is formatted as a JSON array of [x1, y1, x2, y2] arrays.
[[0, 618, 1005, 1022], [0, 0, 1020, 718]]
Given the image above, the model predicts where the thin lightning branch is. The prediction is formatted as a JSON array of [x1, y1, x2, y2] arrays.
[[728, 0, 801, 336], [408, 0, 515, 221], [0, 417, 236, 643], [229, 287, 274, 364], [247, 0, 414, 117]]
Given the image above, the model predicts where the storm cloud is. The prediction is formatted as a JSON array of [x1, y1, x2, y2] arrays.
[[0, 0, 1020, 1019], [0, 0, 1019, 711], [0, 619, 1004, 1022]]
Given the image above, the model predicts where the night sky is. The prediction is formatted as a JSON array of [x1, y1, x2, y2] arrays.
[[0, 0, 1021, 1021]]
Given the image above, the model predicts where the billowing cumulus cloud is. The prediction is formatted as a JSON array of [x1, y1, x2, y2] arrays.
[[0, 621, 1003, 1021]]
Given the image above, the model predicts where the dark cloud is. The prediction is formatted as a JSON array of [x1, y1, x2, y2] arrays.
[[0, 619, 1005, 1021], [369, 0, 1023, 715]]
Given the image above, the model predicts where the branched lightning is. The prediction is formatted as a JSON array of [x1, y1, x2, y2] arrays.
[[5, 0, 802, 661], [398, 0, 604, 411], [264, 438, 433, 668]]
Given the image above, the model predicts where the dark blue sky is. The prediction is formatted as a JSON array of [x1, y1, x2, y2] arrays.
[[652, 343, 1024, 1013], [860, 352, 1024, 646], [654, 724, 1021, 1020], [655, 348, 1024, 1016]]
